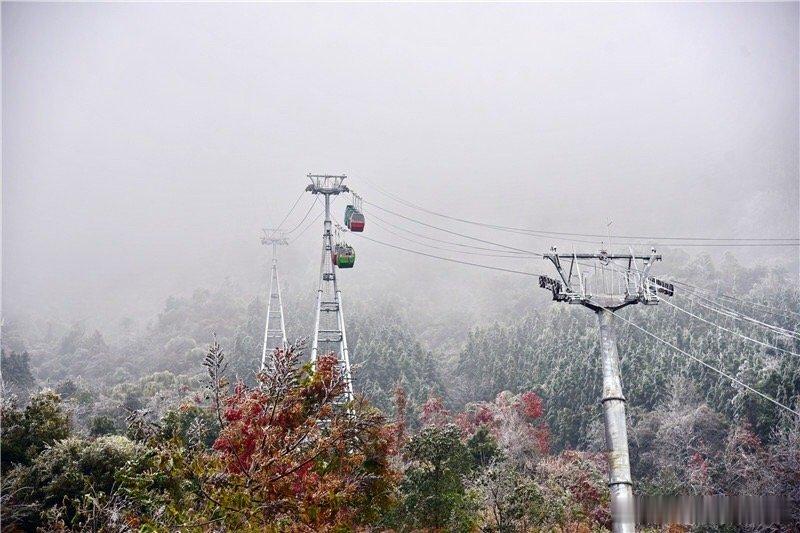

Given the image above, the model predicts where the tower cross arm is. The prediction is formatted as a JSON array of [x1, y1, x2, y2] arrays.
[[540, 248, 669, 308], [543, 253, 572, 289], [261, 228, 289, 245], [548, 252, 661, 261], [306, 174, 349, 195]]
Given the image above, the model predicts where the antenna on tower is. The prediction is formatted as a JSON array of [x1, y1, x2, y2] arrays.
[[306, 174, 354, 404], [260, 228, 289, 372]]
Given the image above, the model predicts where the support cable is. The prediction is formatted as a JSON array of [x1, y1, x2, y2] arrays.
[[359, 177, 799, 245], [289, 196, 338, 243], [340, 226, 543, 277], [362, 199, 542, 256], [679, 292, 800, 340], [289, 211, 322, 243], [285, 196, 319, 235], [670, 279, 800, 320], [366, 209, 532, 254], [368, 215, 538, 258], [561, 250, 799, 343], [656, 296, 800, 358], [637, 266, 800, 322], [271, 190, 306, 234], [609, 309, 799, 416], [362, 190, 604, 246], [634, 267, 800, 337]]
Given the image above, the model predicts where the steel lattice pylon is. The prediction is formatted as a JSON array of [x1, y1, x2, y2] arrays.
[[260, 229, 288, 371], [306, 174, 353, 403]]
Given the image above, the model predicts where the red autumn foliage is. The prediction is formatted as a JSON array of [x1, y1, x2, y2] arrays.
[[393, 382, 408, 444], [518, 390, 544, 419], [208, 347, 400, 530], [420, 396, 450, 427], [448, 390, 550, 459], [534, 424, 551, 455], [540, 450, 611, 529]]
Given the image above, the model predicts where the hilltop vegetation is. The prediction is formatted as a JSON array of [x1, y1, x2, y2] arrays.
[[1, 252, 799, 531]]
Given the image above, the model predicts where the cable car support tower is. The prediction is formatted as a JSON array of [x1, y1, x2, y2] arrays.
[[260, 229, 289, 371], [306, 174, 354, 403], [538, 248, 674, 533]]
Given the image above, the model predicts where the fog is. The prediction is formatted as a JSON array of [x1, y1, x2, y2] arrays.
[[3, 2, 798, 328]]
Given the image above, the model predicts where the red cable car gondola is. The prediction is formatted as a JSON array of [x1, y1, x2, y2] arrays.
[[344, 193, 365, 232]]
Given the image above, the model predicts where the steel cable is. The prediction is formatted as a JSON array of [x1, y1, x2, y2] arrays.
[[285, 196, 319, 235], [657, 296, 800, 358], [367, 217, 537, 258], [669, 279, 800, 320], [272, 190, 307, 233], [339, 225, 543, 277], [678, 292, 800, 340], [358, 176, 799, 245], [362, 199, 542, 256], [609, 309, 799, 416]]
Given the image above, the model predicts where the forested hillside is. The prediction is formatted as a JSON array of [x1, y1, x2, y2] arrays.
[[2, 252, 798, 531]]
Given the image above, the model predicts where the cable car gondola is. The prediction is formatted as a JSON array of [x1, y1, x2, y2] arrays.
[[347, 210, 365, 232], [332, 243, 356, 268], [344, 193, 365, 232]]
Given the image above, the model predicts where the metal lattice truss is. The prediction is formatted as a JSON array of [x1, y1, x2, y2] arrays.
[[306, 173, 349, 196], [307, 174, 354, 403], [539, 248, 673, 310], [260, 229, 289, 371]]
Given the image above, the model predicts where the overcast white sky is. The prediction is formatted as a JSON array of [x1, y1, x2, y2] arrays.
[[3, 2, 798, 323]]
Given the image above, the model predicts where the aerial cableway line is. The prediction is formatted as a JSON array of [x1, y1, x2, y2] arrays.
[[344, 182, 798, 532], [360, 176, 799, 246]]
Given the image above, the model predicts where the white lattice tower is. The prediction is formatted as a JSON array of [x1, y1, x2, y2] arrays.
[[260, 229, 289, 371], [306, 174, 353, 403]]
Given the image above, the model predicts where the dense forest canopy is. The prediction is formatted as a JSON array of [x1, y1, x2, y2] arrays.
[[2, 250, 798, 531]]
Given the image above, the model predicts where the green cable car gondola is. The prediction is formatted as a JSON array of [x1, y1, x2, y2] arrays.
[[332, 243, 356, 268]]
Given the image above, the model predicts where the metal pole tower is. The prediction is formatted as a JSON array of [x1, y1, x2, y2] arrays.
[[260, 229, 289, 371], [306, 174, 353, 403], [539, 248, 674, 533]]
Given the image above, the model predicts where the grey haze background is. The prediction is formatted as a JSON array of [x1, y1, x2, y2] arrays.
[[3, 2, 798, 327]]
